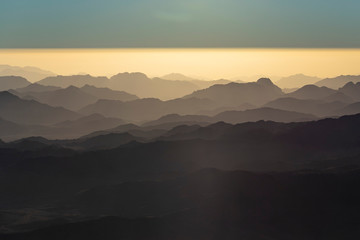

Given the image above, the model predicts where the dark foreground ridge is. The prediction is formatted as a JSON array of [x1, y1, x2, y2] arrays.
[[2, 168, 360, 240], [1, 114, 360, 239]]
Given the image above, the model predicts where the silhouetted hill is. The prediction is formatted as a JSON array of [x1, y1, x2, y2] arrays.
[[0, 65, 56, 82], [286, 85, 337, 100], [276, 74, 321, 88], [109, 72, 200, 100], [339, 82, 360, 101], [79, 98, 217, 122], [184, 78, 283, 106], [264, 97, 346, 117], [37, 75, 109, 88], [0, 91, 80, 125], [0, 76, 31, 91], [80, 85, 138, 101], [315, 75, 360, 89]]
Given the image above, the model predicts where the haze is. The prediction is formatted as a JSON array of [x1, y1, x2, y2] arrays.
[[1, 48, 360, 81]]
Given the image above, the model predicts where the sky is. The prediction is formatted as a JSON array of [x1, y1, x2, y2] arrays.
[[1, 0, 360, 48]]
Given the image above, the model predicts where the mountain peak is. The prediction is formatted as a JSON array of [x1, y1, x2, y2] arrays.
[[111, 72, 148, 80], [342, 81, 355, 88], [257, 78, 273, 86]]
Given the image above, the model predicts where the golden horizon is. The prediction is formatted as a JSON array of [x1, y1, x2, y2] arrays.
[[1, 48, 360, 81]]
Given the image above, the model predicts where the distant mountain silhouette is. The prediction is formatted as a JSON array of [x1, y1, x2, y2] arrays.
[[264, 97, 347, 117], [144, 108, 316, 126], [37, 73, 205, 100], [315, 75, 360, 89], [0, 114, 125, 141], [79, 97, 217, 122], [12, 85, 138, 111], [276, 74, 321, 88], [196, 103, 256, 116], [0, 65, 56, 82], [80, 84, 138, 101], [334, 102, 360, 116], [143, 114, 211, 127], [213, 107, 316, 123], [0, 76, 31, 91], [37, 75, 109, 88], [12, 86, 98, 111], [184, 78, 283, 106], [45, 114, 125, 139], [0, 91, 80, 125], [81, 122, 211, 140], [68, 132, 143, 150], [161, 73, 197, 81], [322, 92, 354, 103], [339, 82, 360, 101], [0, 117, 30, 138], [162, 73, 234, 89], [15, 83, 61, 93], [109, 72, 200, 100], [286, 84, 337, 100]]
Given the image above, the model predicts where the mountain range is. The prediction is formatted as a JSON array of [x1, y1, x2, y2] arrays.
[[0, 65, 56, 82], [2, 69, 360, 239]]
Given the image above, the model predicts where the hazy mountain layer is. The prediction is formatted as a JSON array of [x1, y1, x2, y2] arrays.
[[0, 91, 80, 125], [276, 74, 321, 88], [0, 76, 30, 91], [316, 75, 360, 89], [0, 65, 56, 82], [184, 78, 284, 106]]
